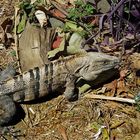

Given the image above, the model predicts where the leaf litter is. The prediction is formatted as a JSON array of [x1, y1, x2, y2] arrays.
[[0, 0, 140, 139]]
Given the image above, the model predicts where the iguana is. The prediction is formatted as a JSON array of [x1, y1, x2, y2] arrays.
[[0, 52, 119, 135]]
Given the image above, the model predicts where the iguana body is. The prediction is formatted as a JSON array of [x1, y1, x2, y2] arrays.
[[0, 52, 119, 130]]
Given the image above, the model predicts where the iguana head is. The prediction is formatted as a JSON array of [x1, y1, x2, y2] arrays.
[[75, 52, 120, 83]]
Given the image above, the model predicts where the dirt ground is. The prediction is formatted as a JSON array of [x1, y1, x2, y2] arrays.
[[1, 0, 140, 140]]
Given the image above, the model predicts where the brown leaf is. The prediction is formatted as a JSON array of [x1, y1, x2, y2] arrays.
[[18, 22, 55, 72], [52, 36, 62, 49], [104, 80, 117, 97], [0, 25, 5, 43], [50, 9, 66, 18], [1, 18, 13, 32], [57, 125, 68, 140], [90, 16, 99, 26], [120, 70, 128, 79], [130, 53, 140, 70], [116, 80, 128, 97], [0, 18, 14, 46]]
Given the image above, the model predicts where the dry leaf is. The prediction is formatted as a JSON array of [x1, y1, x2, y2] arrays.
[[0, 18, 14, 46], [18, 22, 55, 72], [52, 36, 62, 49], [50, 9, 66, 18], [97, 87, 107, 94], [57, 125, 68, 140], [104, 80, 117, 97], [132, 54, 140, 70], [35, 10, 48, 27], [0, 25, 5, 43], [116, 80, 128, 97], [54, 0, 67, 5], [90, 16, 99, 26], [69, 0, 77, 5], [120, 70, 128, 79]]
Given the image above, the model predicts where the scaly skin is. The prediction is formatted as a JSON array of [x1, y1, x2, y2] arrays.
[[0, 52, 119, 128]]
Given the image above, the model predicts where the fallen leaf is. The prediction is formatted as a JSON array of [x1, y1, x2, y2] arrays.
[[18, 22, 55, 72], [69, 0, 77, 5], [97, 87, 107, 94], [93, 125, 107, 140], [0, 44, 5, 49], [17, 11, 27, 34], [0, 25, 5, 43], [52, 36, 62, 49], [31, 0, 37, 4], [79, 84, 91, 94], [102, 127, 109, 140], [104, 80, 117, 97], [65, 21, 83, 33], [49, 18, 64, 28], [35, 10, 48, 27], [116, 80, 128, 97], [48, 33, 69, 58], [1, 18, 13, 32], [131, 53, 140, 70], [120, 69, 128, 79], [50, 9, 66, 18], [0, 18, 13, 45], [54, 0, 68, 5], [67, 32, 86, 54], [57, 125, 68, 140], [90, 16, 99, 26]]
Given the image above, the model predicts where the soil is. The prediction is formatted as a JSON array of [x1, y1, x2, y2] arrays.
[[1, 0, 140, 140]]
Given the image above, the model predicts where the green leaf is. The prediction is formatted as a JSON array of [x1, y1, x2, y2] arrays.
[[67, 32, 86, 54], [68, 0, 96, 21], [102, 127, 109, 140], [48, 33, 70, 58], [20, 1, 32, 11], [65, 21, 83, 32], [10, 50, 16, 57], [91, 122, 101, 131], [17, 12, 27, 34], [79, 84, 91, 94]]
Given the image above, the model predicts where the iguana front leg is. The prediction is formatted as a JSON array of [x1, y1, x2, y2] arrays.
[[0, 95, 16, 135], [64, 76, 78, 101]]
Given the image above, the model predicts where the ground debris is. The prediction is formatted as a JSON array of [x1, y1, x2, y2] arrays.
[[0, 0, 140, 140]]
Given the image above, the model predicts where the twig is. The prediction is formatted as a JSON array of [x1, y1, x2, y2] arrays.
[[14, 6, 21, 73], [107, 0, 127, 19], [111, 34, 140, 46], [84, 94, 136, 104], [81, 31, 99, 48]]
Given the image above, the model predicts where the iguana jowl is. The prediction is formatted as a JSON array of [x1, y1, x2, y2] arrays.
[[0, 52, 119, 130]]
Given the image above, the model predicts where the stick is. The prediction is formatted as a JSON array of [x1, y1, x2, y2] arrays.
[[14, 6, 21, 73], [84, 94, 136, 104]]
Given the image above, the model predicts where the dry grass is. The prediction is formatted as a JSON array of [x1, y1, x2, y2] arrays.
[[1, 1, 140, 140]]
